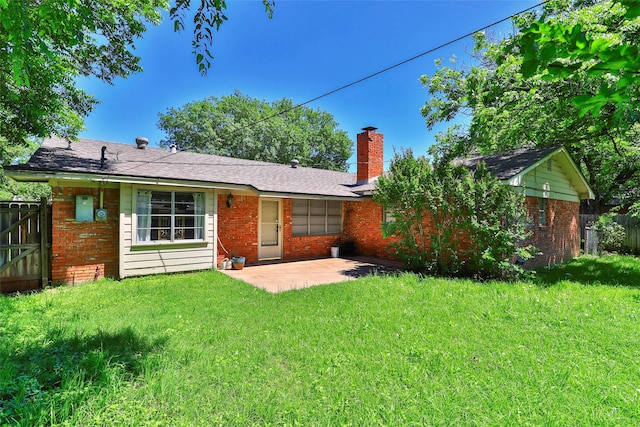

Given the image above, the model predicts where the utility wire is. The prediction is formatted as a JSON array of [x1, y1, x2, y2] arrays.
[[119, 0, 549, 174], [228, 0, 549, 137]]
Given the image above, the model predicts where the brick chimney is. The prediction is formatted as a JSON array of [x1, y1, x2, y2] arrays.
[[356, 126, 384, 184]]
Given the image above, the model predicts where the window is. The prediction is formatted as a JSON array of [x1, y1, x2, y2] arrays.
[[292, 199, 342, 235], [539, 198, 547, 226], [383, 208, 396, 224], [136, 190, 205, 242]]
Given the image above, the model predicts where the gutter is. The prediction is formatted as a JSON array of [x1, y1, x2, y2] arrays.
[[6, 169, 363, 201]]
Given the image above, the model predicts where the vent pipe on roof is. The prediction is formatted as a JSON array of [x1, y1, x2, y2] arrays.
[[169, 143, 177, 154], [135, 137, 148, 149], [100, 146, 107, 169], [290, 159, 299, 168]]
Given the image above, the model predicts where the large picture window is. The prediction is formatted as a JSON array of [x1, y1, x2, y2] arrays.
[[292, 199, 342, 236], [136, 190, 205, 242]]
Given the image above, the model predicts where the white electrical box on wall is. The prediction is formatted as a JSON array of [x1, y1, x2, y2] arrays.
[[76, 195, 94, 222]]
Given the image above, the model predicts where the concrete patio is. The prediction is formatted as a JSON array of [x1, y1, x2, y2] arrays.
[[220, 256, 404, 293]]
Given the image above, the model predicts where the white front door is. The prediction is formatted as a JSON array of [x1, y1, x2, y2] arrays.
[[259, 199, 282, 260]]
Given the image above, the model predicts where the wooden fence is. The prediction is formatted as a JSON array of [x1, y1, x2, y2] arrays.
[[580, 214, 640, 253], [0, 198, 51, 293]]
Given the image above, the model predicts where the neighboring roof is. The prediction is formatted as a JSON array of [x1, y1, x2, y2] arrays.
[[6, 137, 362, 199], [457, 145, 594, 200]]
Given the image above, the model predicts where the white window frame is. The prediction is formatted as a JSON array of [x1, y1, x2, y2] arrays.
[[136, 189, 205, 243], [539, 197, 547, 226]]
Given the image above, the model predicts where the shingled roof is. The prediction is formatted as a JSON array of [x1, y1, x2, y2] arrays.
[[8, 138, 593, 200], [455, 146, 560, 180], [456, 145, 594, 199], [7, 137, 365, 198]]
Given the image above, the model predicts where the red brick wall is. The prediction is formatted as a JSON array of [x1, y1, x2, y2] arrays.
[[282, 199, 341, 260], [215, 194, 580, 270], [217, 196, 344, 265], [51, 186, 119, 284], [217, 194, 259, 264], [343, 199, 400, 259], [356, 129, 384, 183], [344, 196, 581, 270], [217, 197, 398, 262], [523, 196, 580, 268]]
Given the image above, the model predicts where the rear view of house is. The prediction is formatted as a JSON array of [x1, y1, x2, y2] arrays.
[[459, 147, 594, 268], [5, 128, 593, 285]]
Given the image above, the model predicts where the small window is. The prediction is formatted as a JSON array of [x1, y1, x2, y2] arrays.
[[292, 199, 342, 236], [383, 208, 396, 223], [136, 190, 205, 243], [539, 198, 547, 226]]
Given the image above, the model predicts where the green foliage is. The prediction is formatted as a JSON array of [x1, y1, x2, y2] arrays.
[[170, 0, 274, 74], [457, 162, 535, 278], [157, 90, 353, 171], [520, 0, 640, 118], [0, 0, 274, 148], [2, 263, 640, 425], [421, 0, 640, 212], [596, 210, 627, 252], [373, 150, 433, 270], [0, 138, 50, 200], [0, 0, 165, 145], [374, 150, 533, 279]]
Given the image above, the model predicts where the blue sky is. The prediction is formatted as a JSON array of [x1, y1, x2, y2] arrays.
[[78, 0, 539, 171]]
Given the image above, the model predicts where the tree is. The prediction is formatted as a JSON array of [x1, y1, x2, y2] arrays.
[[0, 0, 274, 147], [519, 0, 640, 214], [421, 0, 640, 212], [0, 138, 50, 200], [373, 150, 533, 279], [520, 0, 640, 118], [157, 91, 353, 171]]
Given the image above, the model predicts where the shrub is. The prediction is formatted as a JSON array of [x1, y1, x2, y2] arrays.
[[596, 213, 626, 252], [374, 150, 533, 279]]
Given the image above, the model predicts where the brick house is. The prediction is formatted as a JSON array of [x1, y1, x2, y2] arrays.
[[457, 147, 594, 268], [6, 128, 593, 283]]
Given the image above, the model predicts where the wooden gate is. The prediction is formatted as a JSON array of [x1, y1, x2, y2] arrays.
[[0, 198, 51, 293], [580, 213, 640, 253]]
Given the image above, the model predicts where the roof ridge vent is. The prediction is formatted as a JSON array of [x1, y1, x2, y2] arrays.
[[135, 137, 148, 149]]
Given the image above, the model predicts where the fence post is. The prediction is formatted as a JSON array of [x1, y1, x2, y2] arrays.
[[40, 197, 49, 287], [584, 225, 600, 255]]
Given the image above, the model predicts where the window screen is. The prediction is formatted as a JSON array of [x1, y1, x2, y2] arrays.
[[292, 199, 342, 236]]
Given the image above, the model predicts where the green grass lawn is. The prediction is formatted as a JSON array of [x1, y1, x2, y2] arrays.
[[1, 255, 639, 426]]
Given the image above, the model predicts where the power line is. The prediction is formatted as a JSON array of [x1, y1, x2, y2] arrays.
[[228, 0, 549, 137], [123, 0, 549, 174]]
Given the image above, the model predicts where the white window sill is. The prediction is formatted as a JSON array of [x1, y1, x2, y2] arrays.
[[131, 241, 208, 251]]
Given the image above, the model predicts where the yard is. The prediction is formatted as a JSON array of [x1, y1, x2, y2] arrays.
[[1, 255, 639, 426]]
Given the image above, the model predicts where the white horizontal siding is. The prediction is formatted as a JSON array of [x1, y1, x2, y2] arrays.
[[522, 158, 579, 202], [125, 263, 215, 277], [126, 248, 213, 263], [120, 185, 216, 278]]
